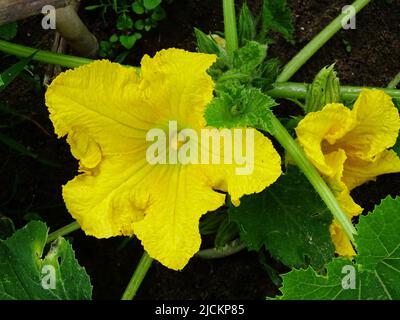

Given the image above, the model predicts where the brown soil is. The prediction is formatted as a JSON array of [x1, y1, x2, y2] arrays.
[[0, 0, 399, 300]]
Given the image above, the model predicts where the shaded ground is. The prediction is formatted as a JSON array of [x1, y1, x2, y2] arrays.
[[0, 0, 399, 299]]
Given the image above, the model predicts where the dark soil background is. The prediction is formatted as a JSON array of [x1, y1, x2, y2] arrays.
[[0, 0, 399, 299]]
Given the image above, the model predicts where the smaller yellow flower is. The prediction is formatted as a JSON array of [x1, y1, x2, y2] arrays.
[[296, 89, 400, 256]]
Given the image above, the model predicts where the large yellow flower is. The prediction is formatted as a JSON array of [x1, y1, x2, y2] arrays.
[[45, 49, 282, 270], [296, 89, 400, 256]]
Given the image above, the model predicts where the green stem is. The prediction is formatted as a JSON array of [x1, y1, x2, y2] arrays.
[[3, 40, 398, 102], [195, 240, 246, 259], [121, 251, 153, 300], [268, 82, 400, 100], [222, 0, 356, 241], [388, 72, 400, 89], [268, 116, 356, 241], [223, 0, 239, 57], [47, 221, 80, 243], [0, 40, 92, 68], [276, 0, 371, 82]]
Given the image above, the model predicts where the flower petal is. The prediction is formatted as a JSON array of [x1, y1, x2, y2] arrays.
[[330, 221, 356, 257], [343, 149, 400, 191], [201, 129, 282, 204], [62, 149, 156, 238], [45, 60, 149, 169], [140, 49, 217, 130], [133, 165, 225, 270], [295, 103, 356, 177], [337, 89, 400, 161]]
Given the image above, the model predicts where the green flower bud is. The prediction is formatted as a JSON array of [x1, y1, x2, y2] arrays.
[[305, 64, 341, 113]]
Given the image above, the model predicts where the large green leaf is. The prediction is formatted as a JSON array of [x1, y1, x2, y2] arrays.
[[230, 166, 335, 269], [277, 196, 400, 300], [0, 221, 92, 300]]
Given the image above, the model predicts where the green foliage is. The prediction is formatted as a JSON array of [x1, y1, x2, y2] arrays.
[[0, 22, 18, 41], [304, 64, 341, 113], [214, 216, 239, 249], [261, 0, 294, 43], [194, 28, 221, 55], [86, 0, 174, 60], [0, 52, 35, 93], [143, 0, 161, 10], [230, 166, 335, 269], [238, 3, 257, 46], [119, 33, 142, 49], [116, 14, 134, 30], [0, 221, 92, 300], [205, 85, 276, 133], [200, 211, 228, 236], [207, 40, 281, 91], [277, 196, 400, 300], [0, 215, 15, 240], [236, 1, 294, 45]]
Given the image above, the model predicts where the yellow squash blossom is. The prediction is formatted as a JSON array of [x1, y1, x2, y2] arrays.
[[45, 49, 282, 270], [296, 89, 400, 256]]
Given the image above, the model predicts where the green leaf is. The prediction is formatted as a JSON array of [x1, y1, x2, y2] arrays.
[[119, 34, 138, 49], [214, 216, 239, 248], [200, 211, 227, 236], [116, 14, 133, 31], [238, 2, 257, 46], [261, 0, 294, 42], [132, 1, 145, 14], [230, 166, 335, 269], [212, 41, 267, 88], [151, 6, 166, 21], [0, 22, 18, 41], [205, 86, 276, 133], [232, 41, 267, 75], [143, 0, 161, 10], [277, 196, 400, 300], [109, 34, 119, 43], [0, 215, 15, 240], [0, 221, 92, 300], [254, 57, 281, 90], [135, 19, 145, 30], [0, 52, 36, 93]]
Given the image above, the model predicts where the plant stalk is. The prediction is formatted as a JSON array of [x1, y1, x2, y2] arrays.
[[388, 72, 400, 89], [0, 39, 91, 68], [222, 0, 355, 240], [47, 221, 80, 243], [267, 82, 400, 101], [1, 40, 399, 102], [121, 251, 153, 300], [276, 0, 371, 82], [222, 0, 239, 57], [267, 116, 356, 240], [196, 241, 246, 259]]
